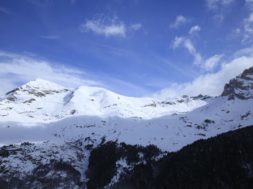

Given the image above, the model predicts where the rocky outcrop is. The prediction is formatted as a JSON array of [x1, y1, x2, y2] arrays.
[[0, 141, 87, 189], [222, 67, 253, 100]]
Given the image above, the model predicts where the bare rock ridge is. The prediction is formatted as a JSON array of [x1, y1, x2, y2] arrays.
[[222, 67, 253, 100]]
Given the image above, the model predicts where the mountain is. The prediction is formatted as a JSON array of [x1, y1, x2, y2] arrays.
[[1, 125, 253, 189], [0, 67, 252, 189], [107, 125, 253, 189], [222, 67, 253, 100], [0, 78, 206, 123]]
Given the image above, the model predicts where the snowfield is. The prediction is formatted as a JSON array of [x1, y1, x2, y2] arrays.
[[0, 78, 207, 123], [0, 67, 252, 151], [0, 97, 252, 151], [0, 67, 252, 189]]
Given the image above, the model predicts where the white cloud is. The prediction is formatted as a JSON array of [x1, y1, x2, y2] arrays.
[[0, 51, 149, 96], [170, 15, 187, 29], [172, 36, 202, 64], [242, 12, 253, 43], [172, 36, 223, 71], [203, 54, 223, 71], [0, 52, 99, 96], [234, 46, 253, 56], [232, 1, 253, 43], [0, 49, 252, 99], [206, 0, 234, 10], [159, 50, 253, 97], [245, 0, 253, 10], [81, 17, 126, 37], [80, 16, 142, 38], [206, 0, 234, 24], [189, 25, 201, 35]]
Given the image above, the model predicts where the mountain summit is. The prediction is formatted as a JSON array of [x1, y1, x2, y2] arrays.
[[0, 78, 207, 123], [222, 67, 253, 100]]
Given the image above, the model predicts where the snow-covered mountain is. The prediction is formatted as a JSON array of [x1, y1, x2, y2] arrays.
[[0, 67, 252, 151], [222, 66, 253, 100], [0, 67, 253, 189], [0, 78, 207, 123]]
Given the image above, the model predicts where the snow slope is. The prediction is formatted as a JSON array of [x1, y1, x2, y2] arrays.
[[0, 67, 253, 189], [0, 78, 207, 123], [0, 67, 252, 152]]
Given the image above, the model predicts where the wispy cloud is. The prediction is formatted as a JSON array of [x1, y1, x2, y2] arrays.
[[0, 51, 98, 96], [189, 25, 201, 35], [242, 12, 253, 43], [205, 0, 234, 24], [81, 17, 126, 37], [0, 49, 251, 98], [246, 0, 253, 10], [0, 51, 149, 96], [172, 36, 223, 71], [232, 1, 253, 44], [206, 0, 234, 10], [172, 36, 202, 65], [204, 54, 223, 71], [158, 49, 253, 97], [170, 15, 187, 29], [80, 16, 142, 38]]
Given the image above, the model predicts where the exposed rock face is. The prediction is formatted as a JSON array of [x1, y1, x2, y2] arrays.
[[0, 141, 87, 189], [0, 140, 162, 189], [5, 79, 69, 101], [222, 67, 253, 100]]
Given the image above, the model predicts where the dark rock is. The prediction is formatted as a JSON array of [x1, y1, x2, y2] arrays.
[[222, 67, 253, 100]]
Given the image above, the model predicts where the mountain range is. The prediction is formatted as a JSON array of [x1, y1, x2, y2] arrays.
[[0, 66, 252, 188]]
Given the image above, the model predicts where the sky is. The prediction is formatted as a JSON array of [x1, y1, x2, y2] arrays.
[[0, 0, 253, 97]]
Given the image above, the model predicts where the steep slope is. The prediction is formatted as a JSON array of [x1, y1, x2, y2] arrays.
[[112, 125, 253, 189], [222, 67, 253, 100], [1, 125, 253, 189], [0, 78, 71, 123]]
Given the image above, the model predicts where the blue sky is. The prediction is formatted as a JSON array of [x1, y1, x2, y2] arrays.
[[0, 0, 253, 96]]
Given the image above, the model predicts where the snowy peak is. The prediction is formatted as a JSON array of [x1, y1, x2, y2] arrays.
[[0, 78, 207, 123], [21, 78, 65, 91], [222, 67, 253, 100], [5, 78, 69, 101], [1, 67, 253, 123]]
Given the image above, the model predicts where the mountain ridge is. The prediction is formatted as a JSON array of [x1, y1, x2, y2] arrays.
[[0, 67, 252, 151], [0, 77, 209, 123], [0, 67, 252, 189], [222, 67, 253, 100]]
